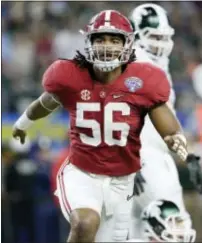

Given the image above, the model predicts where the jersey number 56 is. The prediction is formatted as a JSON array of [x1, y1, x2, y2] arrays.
[[76, 102, 130, 147]]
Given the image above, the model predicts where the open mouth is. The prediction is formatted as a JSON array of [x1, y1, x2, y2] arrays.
[[92, 45, 122, 62], [97, 52, 120, 61], [99, 55, 114, 61]]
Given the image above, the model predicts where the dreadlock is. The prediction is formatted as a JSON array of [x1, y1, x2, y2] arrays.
[[128, 49, 136, 62], [73, 51, 92, 69], [73, 49, 136, 69]]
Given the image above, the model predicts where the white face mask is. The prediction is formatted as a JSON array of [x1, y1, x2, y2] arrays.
[[136, 27, 174, 61], [161, 215, 196, 243], [143, 214, 196, 243], [91, 44, 123, 72], [84, 33, 134, 72]]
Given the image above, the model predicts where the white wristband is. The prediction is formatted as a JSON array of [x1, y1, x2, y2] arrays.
[[14, 111, 34, 130]]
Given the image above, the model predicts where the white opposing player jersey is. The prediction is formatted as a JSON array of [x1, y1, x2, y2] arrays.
[[135, 46, 176, 152]]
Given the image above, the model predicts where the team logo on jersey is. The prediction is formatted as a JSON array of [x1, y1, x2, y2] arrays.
[[100, 91, 106, 98], [81, 89, 91, 100], [124, 77, 143, 92]]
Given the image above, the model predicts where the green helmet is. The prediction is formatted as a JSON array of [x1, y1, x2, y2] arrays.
[[129, 3, 175, 60], [141, 200, 196, 242]]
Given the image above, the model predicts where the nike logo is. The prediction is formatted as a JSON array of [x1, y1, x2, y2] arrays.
[[126, 194, 134, 201], [113, 94, 124, 99]]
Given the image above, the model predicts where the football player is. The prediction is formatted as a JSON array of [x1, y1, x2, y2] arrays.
[[128, 3, 198, 240], [127, 200, 196, 242], [13, 10, 189, 242]]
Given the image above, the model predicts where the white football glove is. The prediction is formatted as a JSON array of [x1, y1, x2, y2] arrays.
[[164, 134, 188, 161]]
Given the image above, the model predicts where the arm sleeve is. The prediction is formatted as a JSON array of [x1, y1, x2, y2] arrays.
[[147, 67, 170, 109], [42, 59, 71, 95]]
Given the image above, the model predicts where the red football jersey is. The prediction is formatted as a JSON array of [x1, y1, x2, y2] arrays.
[[42, 60, 170, 176]]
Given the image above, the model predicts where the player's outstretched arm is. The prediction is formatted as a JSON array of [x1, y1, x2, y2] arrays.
[[12, 92, 61, 144], [149, 103, 188, 161]]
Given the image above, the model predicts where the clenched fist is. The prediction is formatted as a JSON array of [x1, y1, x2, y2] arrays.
[[12, 127, 27, 144], [164, 134, 188, 161]]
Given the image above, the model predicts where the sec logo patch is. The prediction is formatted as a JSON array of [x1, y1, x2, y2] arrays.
[[81, 89, 91, 101]]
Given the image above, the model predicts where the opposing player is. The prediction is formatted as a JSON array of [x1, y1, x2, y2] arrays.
[[13, 10, 188, 242], [130, 3, 175, 104], [128, 3, 196, 239], [127, 200, 196, 242]]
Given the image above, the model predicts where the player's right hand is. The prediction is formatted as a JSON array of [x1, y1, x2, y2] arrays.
[[164, 134, 188, 161], [12, 127, 27, 144]]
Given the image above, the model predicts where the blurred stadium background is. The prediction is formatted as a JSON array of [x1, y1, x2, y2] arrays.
[[1, 1, 202, 243]]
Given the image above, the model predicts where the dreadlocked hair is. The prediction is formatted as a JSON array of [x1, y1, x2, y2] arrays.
[[73, 49, 136, 69], [73, 51, 92, 69], [128, 49, 136, 62]]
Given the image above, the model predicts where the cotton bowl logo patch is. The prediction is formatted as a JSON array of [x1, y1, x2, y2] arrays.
[[124, 77, 143, 92]]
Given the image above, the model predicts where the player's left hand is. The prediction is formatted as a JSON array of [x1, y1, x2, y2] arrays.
[[164, 134, 188, 161], [187, 154, 202, 194], [12, 127, 27, 144]]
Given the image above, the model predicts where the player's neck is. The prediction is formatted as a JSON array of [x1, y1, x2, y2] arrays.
[[93, 66, 123, 84]]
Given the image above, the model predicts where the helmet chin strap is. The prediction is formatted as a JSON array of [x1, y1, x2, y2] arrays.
[[93, 58, 121, 72]]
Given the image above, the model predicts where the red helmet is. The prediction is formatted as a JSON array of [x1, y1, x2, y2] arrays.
[[82, 10, 134, 72]]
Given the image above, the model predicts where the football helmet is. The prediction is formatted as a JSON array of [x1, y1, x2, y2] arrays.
[[82, 10, 134, 72], [129, 4, 174, 61], [141, 200, 196, 242]]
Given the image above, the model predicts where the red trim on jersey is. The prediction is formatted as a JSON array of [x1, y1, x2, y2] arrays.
[[58, 162, 72, 216]]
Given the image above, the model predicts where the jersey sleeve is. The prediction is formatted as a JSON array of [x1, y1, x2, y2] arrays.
[[42, 59, 73, 96], [146, 66, 170, 109]]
